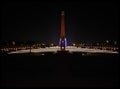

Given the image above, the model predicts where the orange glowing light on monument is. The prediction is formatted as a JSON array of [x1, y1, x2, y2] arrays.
[[61, 11, 65, 40]]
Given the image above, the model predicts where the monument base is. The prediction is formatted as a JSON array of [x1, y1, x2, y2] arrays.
[[57, 50, 69, 54]]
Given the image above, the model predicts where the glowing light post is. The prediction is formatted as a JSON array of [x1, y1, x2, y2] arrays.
[[59, 11, 67, 51]]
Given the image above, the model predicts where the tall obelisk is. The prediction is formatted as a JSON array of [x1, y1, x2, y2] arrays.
[[59, 11, 66, 51]]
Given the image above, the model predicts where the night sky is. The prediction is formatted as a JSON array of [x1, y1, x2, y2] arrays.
[[1, 1, 119, 45]]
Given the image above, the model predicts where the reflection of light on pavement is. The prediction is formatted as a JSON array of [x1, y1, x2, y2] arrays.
[[41, 53, 45, 55], [8, 46, 118, 54]]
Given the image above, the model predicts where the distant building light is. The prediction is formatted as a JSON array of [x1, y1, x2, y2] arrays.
[[50, 43, 54, 46], [12, 41, 15, 45], [114, 41, 117, 45], [106, 40, 109, 43], [72, 43, 76, 46], [97, 43, 99, 46]]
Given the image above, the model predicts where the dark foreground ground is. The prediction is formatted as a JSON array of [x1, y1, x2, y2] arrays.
[[1, 52, 119, 88]]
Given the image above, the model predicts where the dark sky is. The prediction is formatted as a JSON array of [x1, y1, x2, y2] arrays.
[[1, 1, 119, 45]]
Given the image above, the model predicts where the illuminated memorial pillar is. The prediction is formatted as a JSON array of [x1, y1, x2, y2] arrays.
[[59, 11, 67, 51]]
